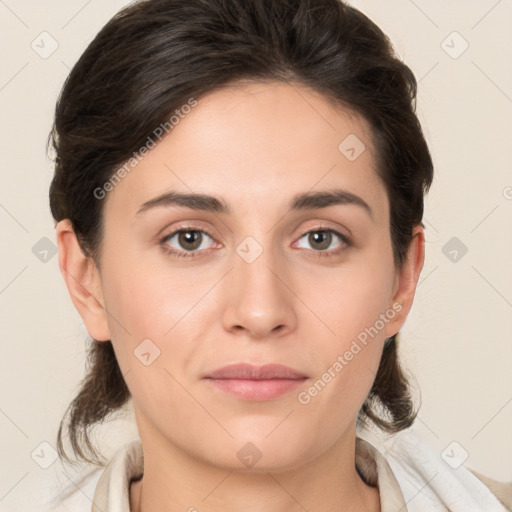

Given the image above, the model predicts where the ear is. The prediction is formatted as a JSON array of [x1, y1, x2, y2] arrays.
[[55, 219, 111, 341], [384, 225, 425, 338]]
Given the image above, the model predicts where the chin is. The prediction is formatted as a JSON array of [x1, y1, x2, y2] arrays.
[[196, 422, 324, 474]]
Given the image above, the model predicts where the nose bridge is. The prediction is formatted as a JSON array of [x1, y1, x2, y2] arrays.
[[221, 233, 296, 337]]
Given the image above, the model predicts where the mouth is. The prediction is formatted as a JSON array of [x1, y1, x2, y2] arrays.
[[203, 363, 308, 401]]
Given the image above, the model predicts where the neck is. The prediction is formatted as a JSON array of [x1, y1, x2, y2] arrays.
[[130, 422, 380, 512]]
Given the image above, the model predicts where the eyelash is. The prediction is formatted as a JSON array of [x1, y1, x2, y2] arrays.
[[159, 226, 351, 260]]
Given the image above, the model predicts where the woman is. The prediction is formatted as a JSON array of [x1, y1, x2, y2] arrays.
[[46, 0, 511, 510]]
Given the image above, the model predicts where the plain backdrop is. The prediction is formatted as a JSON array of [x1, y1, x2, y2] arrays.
[[1, 0, 511, 508]]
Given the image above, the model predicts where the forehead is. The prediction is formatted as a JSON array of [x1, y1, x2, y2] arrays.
[[103, 80, 388, 223]]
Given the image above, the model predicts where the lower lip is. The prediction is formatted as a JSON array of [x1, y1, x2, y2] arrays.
[[205, 378, 306, 401]]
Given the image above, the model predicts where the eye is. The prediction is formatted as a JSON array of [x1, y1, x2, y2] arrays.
[[294, 228, 350, 256], [161, 228, 217, 258], [160, 226, 350, 260]]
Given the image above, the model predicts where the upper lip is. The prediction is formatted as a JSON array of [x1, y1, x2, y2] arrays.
[[205, 363, 308, 380]]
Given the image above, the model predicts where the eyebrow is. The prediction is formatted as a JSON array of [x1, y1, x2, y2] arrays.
[[136, 188, 373, 220]]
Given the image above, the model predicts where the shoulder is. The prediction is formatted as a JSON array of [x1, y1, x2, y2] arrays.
[[468, 468, 512, 511], [358, 425, 512, 512]]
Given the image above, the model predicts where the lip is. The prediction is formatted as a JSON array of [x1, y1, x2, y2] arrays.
[[203, 363, 308, 401]]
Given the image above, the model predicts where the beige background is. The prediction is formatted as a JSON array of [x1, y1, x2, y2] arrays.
[[1, 0, 511, 508]]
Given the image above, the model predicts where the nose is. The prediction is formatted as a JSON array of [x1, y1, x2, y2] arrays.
[[221, 242, 297, 340]]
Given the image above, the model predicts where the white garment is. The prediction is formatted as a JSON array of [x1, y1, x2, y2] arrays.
[[8, 427, 511, 511], [366, 428, 512, 511]]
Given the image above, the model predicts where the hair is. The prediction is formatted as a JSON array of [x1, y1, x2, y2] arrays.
[[48, 0, 433, 465]]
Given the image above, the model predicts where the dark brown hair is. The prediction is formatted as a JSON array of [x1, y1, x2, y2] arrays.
[[48, 0, 433, 465]]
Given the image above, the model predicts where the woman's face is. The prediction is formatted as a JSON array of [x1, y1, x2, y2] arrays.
[[77, 81, 422, 471]]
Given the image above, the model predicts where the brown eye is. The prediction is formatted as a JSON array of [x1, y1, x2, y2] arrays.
[[295, 229, 348, 253], [161, 228, 216, 258]]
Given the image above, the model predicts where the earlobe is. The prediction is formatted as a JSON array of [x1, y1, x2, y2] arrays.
[[55, 219, 111, 342], [384, 225, 425, 338]]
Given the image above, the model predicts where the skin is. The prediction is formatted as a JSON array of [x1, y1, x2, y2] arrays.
[[57, 80, 424, 512]]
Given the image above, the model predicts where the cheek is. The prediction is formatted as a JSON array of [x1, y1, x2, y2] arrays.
[[306, 244, 396, 345], [97, 245, 220, 403], [295, 281, 391, 441], [298, 240, 396, 396], [98, 259, 202, 423], [99, 243, 212, 340]]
